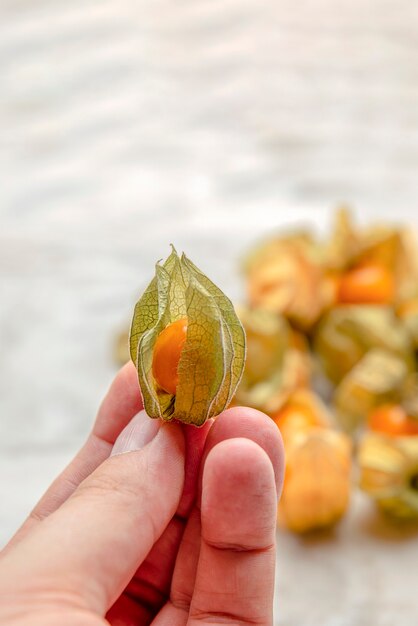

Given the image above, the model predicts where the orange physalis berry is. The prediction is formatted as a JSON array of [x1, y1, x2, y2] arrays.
[[368, 404, 418, 437], [338, 264, 395, 305], [273, 403, 324, 439], [322, 272, 342, 309], [152, 318, 188, 395]]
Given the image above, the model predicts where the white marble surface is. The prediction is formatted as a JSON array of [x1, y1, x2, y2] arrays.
[[1, 1, 418, 624]]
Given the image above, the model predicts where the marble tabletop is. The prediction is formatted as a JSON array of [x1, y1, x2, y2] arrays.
[[1, 1, 418, 624]]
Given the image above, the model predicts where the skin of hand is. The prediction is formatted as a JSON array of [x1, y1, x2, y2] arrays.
[[0, 363, 284, 626]]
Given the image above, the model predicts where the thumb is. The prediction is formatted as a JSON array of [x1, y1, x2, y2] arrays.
[[1, 412, 185, 614]]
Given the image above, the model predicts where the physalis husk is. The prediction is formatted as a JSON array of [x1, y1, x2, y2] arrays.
[[130, 248, 246, 426]]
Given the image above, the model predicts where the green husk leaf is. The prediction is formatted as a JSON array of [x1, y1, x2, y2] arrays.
[[314, 305, 414, 385], [320, 207, 359, 271], [358, 432, 418, 519], [334, 349, 409, 432], [181, 254, 245, 410], [234, 308, 313, 415], [129, 248, 246, 426], [238, 308, 289, 386], [398, 303, 418, 350], [401, 374, 418, 421]]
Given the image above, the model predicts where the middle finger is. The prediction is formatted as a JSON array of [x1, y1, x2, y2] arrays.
[[154, 406, 284, 625]]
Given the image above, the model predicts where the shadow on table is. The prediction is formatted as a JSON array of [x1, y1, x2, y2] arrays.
[[357, 505, 418, 542], [277, 524, 340, 546], [277, 499, 418, 545]]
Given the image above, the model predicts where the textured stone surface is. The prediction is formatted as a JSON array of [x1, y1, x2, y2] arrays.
[[1, 1, 418, 623]]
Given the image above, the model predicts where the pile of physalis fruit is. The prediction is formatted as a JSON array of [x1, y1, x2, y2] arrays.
[[239, 208, 418, 531], [121, 209, 418, 535]]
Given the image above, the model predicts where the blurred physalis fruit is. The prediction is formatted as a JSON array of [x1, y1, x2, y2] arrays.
[[244, 235, 323, 330], [272, 390, 330, 444], [237, 307, 288, 386], [400, 373, 418, 420], [130, 247, 246, 426], [234, 309, 311, 416], [334, 349, 409, 432], [338, 264, 395, 305], [314, 305, 413, 385], [279, 429, 352, 533], [358, 432, 418, 519], [397, 297, 418, 349], [321, 207, 359, 272], [368, 404, 418, 437]]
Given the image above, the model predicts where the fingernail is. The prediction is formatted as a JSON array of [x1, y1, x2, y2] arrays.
[[111, 410, 160, 456]]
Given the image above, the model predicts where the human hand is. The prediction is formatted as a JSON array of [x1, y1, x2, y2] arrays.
[[0, 363, 284, 626]]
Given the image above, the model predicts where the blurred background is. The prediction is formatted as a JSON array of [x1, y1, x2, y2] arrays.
[[1, 1, 418, 624]]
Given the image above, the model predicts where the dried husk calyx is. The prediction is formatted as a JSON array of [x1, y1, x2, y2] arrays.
[[359, 432, 418, 519], [130, 248, 246, 426]]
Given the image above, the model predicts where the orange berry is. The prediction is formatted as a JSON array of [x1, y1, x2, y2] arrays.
[[273, 403, 323, 439], [338, 264, 394, 304], [152, 318, 188, 395], [322, 272, 342, 309], [368, 404, 418, 436]]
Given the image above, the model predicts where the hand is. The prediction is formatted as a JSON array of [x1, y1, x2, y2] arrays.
[[0, 363, 284, 626]]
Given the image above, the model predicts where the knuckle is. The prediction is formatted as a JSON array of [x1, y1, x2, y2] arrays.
[[170, 589, 193, 612], [74, 457, 148, 505], [190, 604, 262, 625], [203, 536, 275, 554], [79, 471, 122, 497]]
